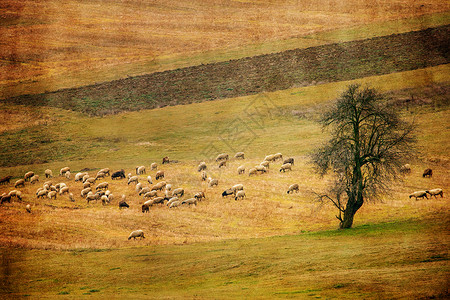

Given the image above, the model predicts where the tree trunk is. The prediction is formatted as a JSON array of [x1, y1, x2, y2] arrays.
[[340, 193, 364, 229]]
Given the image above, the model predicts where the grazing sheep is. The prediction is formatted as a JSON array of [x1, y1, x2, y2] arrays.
[[45, 169, 53, 178], [1, 194, 11, 204], [198, 162, 207, 172], [151, 163, 157, 170], [264, 154, 275, 162], [127, 173, 132, 179], [30, 175, 39, 184], [81, 187, 91, 198], [49, 185, 57, 192], [65, 171, 71, 180], [215, 153, 229, 162], [37, 189, 48, 199], [143, 191, 158, 199], [24, 171, 34, 182], [128, 176, 139, 185], [409, 191, 428, 200], [26, 204, 31, 213], [136, 166, 146, 175], [142, 204, 150, 213], [85, 177, 96, 185], [208, 178, 218, 187], [219, 161, 227, 168], [162, 156, 170, 164], [59, 167, 70, 176], [234, 152, 245, 159], [108, 193, 114, 203], [255, 165, 268, 174], [14, 179, 25, 188], [82, 174, 90, 183], [280, 163, 292, 172], [426, 188, 443, 198], [237, 165, 245, 175], [139, 187, 151, 196], [169, 200, 182, 208], [86, 192, 100, 203], [201, 171, 207, 181], [273, 153, 283, 161], [165, 184, 172, 191], [48, 191, 57, 200], [260, 161, 270, 169], [95, 172, 106, 180], [74, 172, 87, 182], [147, 175, 153, 184], [194, 192, 206, 201], [111, 170, 126, 180], [8, 190, 22, 201], [400, 164, 411, 174], [83, 181, 91, 189], [135, 182, 143, 192], [152, 197, 165, 205], [235, 190, 246, 201], [155, 171, 165, 180], [101, 195, 109, 205], [151, 181, 166, 191], [172, 188, 184, 198], [222, 189, 234, 197], [119, 201, 129, 208], [99, 168, 110, 176], [248, 168, 258, 176], [423, 168, 432, 178], [128, 230, 145, 240], [59, 187, 70, 195], [182, 198, 197, 206], [69, 193, 75, 202], [287, 184, 299, 194], [0, 176, 13, 185], [232, 184, 244, 193], [283, 157, 294, 165], [166, 197, 179, 206]]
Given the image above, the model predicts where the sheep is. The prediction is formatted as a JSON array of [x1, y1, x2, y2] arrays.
[[237, 165, 245, 175], [194, 192, 206, 201], [59, 186, 70, 195], [165, 184, 172, 191], [14, 179, 25, 188], [48, 191, 57, 200], [1, 194, 11, 204], [264, 154, 275, 162], [208, 178, 218, 187], [111, 170, 126, 180], [59, 167, 70, 176], [142, 204, 150, 213], [198, 162, 207, 172], [101, 195, 109, 205], [400, 164, 411, 174], [74, 172, 87, 182], [151, 181, 166, 191], [119, 201, 129, 208], [86, 192, 102, 203], [232, 184, 244, 193], [172, 188, 184, 198], [426, 188, 443, 198], [127, 173, 132, 179], [45, 169, 53, 178], [218, 161, 227, 168], [234, 152, 245, 159], [128, 230, 145, 240], [280, 163, 292, 172], [37, 189, 48, 199], [69, 193, 75, 202], [151, 163, 157, 170], [95, 172, 106, 180], [260, 161, 270, 169], [107, 193, 114, 203], [49, 185, 57, 192], [128, 176, 139, 185], [147, 175, 153, 184], [222, 189, 234, 197], [166, 197, 179, 206], [26, 204, 31, 213], [248, 168, 258, 176], [85, 177, 96, 184], [135, 182, 143, 192], [409, 191, 428, 200], [139, 187, 151, 196], [99, 168, 110, 176], [143, 191, 158, 199], [287, 184, 299, 194], [423, 168, 432, 178], [182, 198, 197, 206], [215, 153, 229, 162], [235, 190, 246, 201], [155, 171, 164, 180], [65, 171, 71, 180], [201, 171, 207, 181], [162, 156, 170, 164], [152, 197, 165, 205], [24, 171, 34, 182], [83, 181, 91, 189], [169, 200, 182, 208], [8, 190, 22, 201], [283, 157, 294, 165], [0, 176, 12, 185], [30, 175, 39, 184], [136, 166, 146, 175], [273, 153, 283, 161], [82, 174, 90, 183], [255, 165, 268, 174], [81, 187, 91, 198]]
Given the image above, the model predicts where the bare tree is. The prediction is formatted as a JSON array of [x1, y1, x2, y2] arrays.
[[311, 84, 415, 229]]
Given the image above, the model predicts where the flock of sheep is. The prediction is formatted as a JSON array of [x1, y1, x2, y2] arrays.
[[0, 154, 444, 240]]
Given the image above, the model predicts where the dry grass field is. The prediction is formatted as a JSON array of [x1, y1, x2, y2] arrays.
[[1, 0, 449, 98]]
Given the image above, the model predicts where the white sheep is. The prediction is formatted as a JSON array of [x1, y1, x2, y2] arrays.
[[237, 165, 245, 175], [151, 163, 157, 170], [147, 175, 153, 184], [24, 171, 34, 182], [69, 193, 75, 202], [169, 200, 182, 208], [166, 197, 179, 206], [273, 153, 283, 161], [14, 179, 25, 188], [219, 161, 227, 168], [143, 191, 158, 199], [75, 172, 87, 182], [96, 182, 109, 191], [30, 175, 39, 184], [81, 187, 91, 198], [208, 178, 218, 187], [139, 187, 151, 196], [45, 169, 53, 178], [232, 184, 244, 194], [264, 154, 275, 162], [128, 176, 139, 185], [86, 192, 100, 203], [59, 167, 70, 176], [426, 188, 443, 198], [85, 177, 96, 184], [248, 168, 258, 176], [83, 181, 91, 189], [279, 163, 292, 172], [135, 182, 143, 192], [151, 181, 166, 191], [59, 186, 70, 195], [287, 184, 299, 194], [128, 230, 145, 240], [198, 162, 207, 172], [48, 191, 57, 200], [182, 198, 197, 206], [101, 195, 109, 205], [255, 165, 268, 173], [409, 191, 428, 200], [234, 152, 245, 159], [65, 171, 71, 180], [194, 192, 206, 201], [165, 184, 172, 191], [215, 153, 229, 162], [99, 168, 110, 176], [260, 161, 270, 169], [235, 190, 246, 201], [37, 189, 48, 199], [8, 190, 22, 201], [108, 193, 114, 203], [172, 188, 184, 198], [26, 204, 31, 213], [136, 166, 146, 175]]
